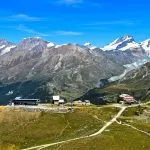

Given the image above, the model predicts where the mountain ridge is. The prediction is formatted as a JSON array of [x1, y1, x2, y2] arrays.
[[0, 35, 150, 56], [0, 36, 150, 104]]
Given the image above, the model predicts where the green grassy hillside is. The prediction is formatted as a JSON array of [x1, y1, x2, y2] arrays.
[[45, 105, 150, 150], [0, 106, 119, 149], [47, 123, 150, 150], [1, 105, 150, 150]]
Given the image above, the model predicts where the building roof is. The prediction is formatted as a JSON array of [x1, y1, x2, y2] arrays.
[[53, 96, 60, 100], [85, 100, 90, 103], [120, 94, 135, 102], [59, 99, 64, 103], [120, 94, 130, 98], [13, 99, 40, 101]]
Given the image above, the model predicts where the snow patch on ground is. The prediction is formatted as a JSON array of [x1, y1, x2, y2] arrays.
[[109, 57, 150, 82], [55, 44, 67, 48], [0, 45, 6, 49], [119, 42, 140, 51], [0, 45, 16, 55], [141, 39, 150, 56]]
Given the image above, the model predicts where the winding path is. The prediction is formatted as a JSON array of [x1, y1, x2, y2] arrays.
[[123, 123, 150, 137], [22, 106, 127, 150]]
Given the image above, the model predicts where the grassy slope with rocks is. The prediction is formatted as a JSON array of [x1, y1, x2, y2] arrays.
[[46, 123, 150, 150], [0, 106, 119, 149], [45, 105, 150, 150]]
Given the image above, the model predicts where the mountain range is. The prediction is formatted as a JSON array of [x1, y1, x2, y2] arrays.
[[0, 35, 150, 104]]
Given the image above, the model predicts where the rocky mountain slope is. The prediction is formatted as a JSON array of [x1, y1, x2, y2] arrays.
[[0, 36, 149, 104], [81, 62, 150, 104], [0, 39, 16, 56], [0, 38, 124, 104]]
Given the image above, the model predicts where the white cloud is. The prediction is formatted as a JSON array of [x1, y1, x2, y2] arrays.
[[11, 14, 42, 21], [0, 24, 83, 37], [54, 30, 83, 36], [0, 14, 45, 22], [17, 24, 48, 37]]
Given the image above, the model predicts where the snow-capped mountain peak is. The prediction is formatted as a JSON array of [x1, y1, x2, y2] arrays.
[[47, 42, 55, 48], [141, 39, 150, 52], [0, 39, 16, 56], [55, 44, 68, 48], [0, 45, 6, 49], [84, 42, 97, 50], [102, 35, 140, 51], [84, 42, 92, 47], [0, 45, 16, 56], [111, 35, 134, 46]]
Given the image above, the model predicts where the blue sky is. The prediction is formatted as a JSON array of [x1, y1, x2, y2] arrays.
[[0, 0, 150, 46]]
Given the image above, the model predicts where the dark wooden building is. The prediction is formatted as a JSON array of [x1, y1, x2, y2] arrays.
[[10, 99, 40, 106]]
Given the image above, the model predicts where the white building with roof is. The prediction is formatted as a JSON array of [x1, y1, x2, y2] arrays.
[[53, 95, 65, 105]]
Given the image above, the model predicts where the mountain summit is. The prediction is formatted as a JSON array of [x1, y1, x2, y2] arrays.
[[84, 42, 97, 50], [102, 35, 140, 51]]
